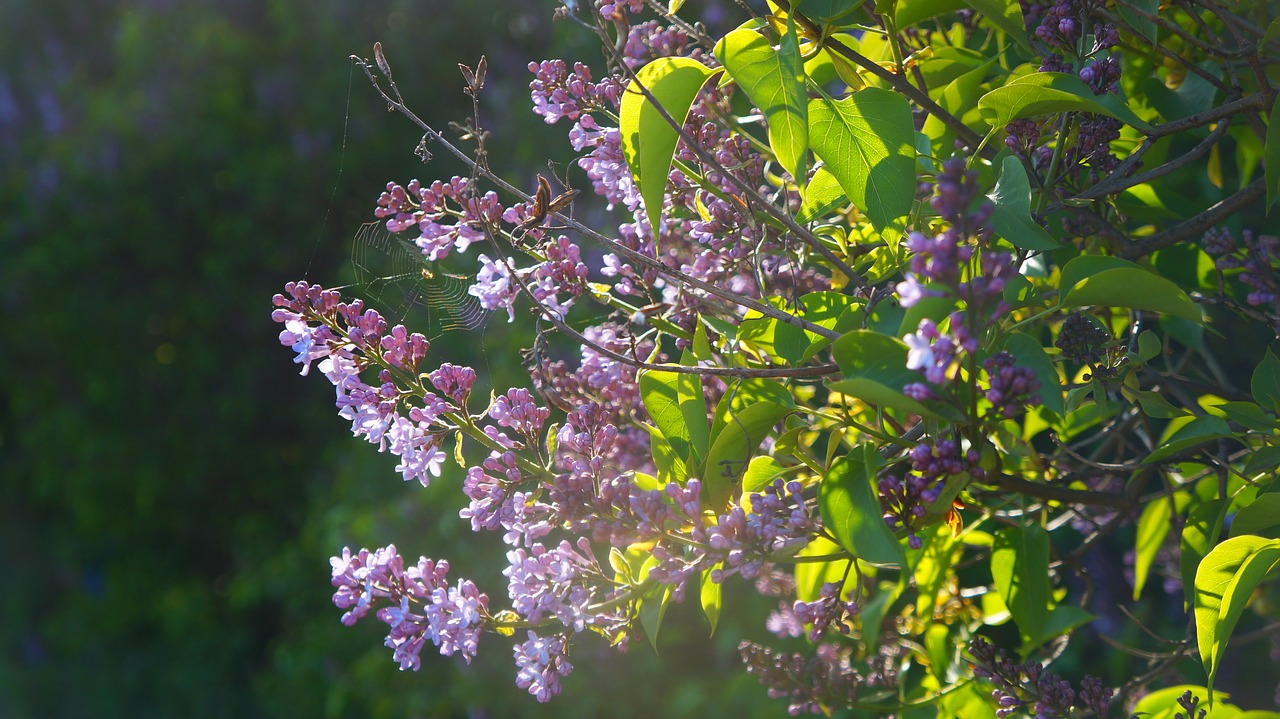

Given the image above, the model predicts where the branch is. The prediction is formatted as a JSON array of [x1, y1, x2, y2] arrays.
[[1118, 178, 1266, 260], [350, 51, 846, 342]]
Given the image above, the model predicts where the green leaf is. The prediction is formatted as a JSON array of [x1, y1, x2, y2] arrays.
[[1244, 445, 1280, 476], [794, 535, 853, 602], [808, 87, 915, 238], [1136, 390, 1191, 419], [978, 72, 1150, 130], [1230, 494, 1280, 539], [830, 329, 940, 417], [987, 156, 1060, 250], [1195, 535, 1280, 697], [1036, 604, 1094, 643], [1137, 329, 1162, 363], [638, 580, 674, 653], [922, 57, 997, 153], [1116, 0, 1158, 44], [820, 453, 906, 567], [739, 298, 810, 364], [620, 57, 718, 240], [1133, 492, 1189, 600], [797, 165, 847, 223], [640, 369, 708, 466], [1144, 415, 1233, 463], [1182, 499, 1228, 609], [691, 318, 714, 361], [700, 569, 722, 635], [1214, 401, 1277, 433], [703, 400, 792, 510], [742, 455, 789, 496], [913, 525, 958, 618], [1003, 331, 1064, 418], [1251, 349, 1280, 413], [714, 22, 809, 182], [1131, 686, 1228, 719], [959, 0, 1029, 50], [991, 524, 1051, 644], [642, 422, 686, 485], [1262, 92, 1279, 212], [710, 378, 795, 441], [895, 0, 965, 28], [792, 0, 863, 23], [1059, 255, 1202, 322]]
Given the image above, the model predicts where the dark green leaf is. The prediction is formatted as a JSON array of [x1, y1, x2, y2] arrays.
[[1216, 401, 1277, 433], [1244, 445, 1280, 476], [829, 330, 941, 417], [991, 524, 1051, 644], [1144, 415, 1233, 463], [1266, 95, 1280, 212], [1230, 494, 1280, 539], [987, 156, 1060, 250], [1135, 390, 1190, 419], [820, 454, 906, 567], [1251, 349, 1280, 412], [1059, 255, 1202, 322], [959, 0, 1029, 51], [1116, 0, 1158, 44]]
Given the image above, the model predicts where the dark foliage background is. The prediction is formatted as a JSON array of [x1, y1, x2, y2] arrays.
[[0, 1, 782, 716]]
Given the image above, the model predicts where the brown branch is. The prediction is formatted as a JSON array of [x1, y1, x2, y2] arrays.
[[987, 472, 1133, 509], [1118, 178, 1266, 260]]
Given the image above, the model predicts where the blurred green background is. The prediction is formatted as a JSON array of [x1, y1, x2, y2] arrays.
[[0, 1, 783, 717]]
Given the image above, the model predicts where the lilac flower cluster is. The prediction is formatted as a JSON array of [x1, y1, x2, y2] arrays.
[[968, 637, 1114, 718], [1204, 227, 1280, 313], [527, 59, 622, 125], [738, 639, 896, 716], [330, 545, 488, 670], [597, 0, 644, 21], [505, 538, 628, 639], [983, 351, 1042, 419], [272, 282, 456, 485], [622, 21, 699, 68], [703, 479, 820, 582], [879, 440, 979, 548], [791, 580, 860, 641], [375, 176, 501, 260], [1054, 312, 1112, 365], [1010, 0, 1126, 177], [514, 630, 574, 702], [898, 161, 1023, 402]]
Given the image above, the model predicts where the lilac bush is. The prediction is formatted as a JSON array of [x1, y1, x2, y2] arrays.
[[274, 0, 1280, 715]]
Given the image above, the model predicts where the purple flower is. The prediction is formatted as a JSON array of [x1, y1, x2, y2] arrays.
[[514, 631, 573, 702]]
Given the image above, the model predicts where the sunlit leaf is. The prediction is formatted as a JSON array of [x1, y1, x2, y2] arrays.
[[1194, 535, 1280, 698], [808, 88, 915, 239], [620, 57, 718, 240], [820, 453, 906, 567]]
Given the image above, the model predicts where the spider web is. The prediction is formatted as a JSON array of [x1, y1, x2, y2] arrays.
[[347, 222, 492, 338]]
